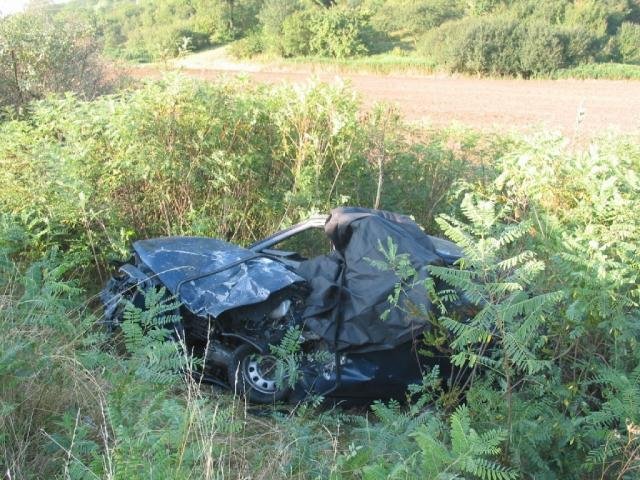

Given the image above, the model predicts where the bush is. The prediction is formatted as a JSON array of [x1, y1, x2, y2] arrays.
[[420, 17, 523, 76], [507, 0, 571, 24], [550, 62, 640, 79], [308, 7, 371, 58], [519, 22, 572, 75], [562, 25, 599, 63], [228, 30, 264, 58], [420, 16, 598, 77], [95, 0, 263, 62], [281, 7, 371, 58], [617, 21, 640, 64], [148, 24, 212, 59], [281, 10, 315, 57], [192, 0, 263, 44], [565, 0, 632, 36], [0, 76, 489, 275], [0, 10, 108, 110], [258, 0, 302, 54], [370, 0, 465, 38]]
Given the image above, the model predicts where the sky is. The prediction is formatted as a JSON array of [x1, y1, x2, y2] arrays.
[[0, 1, 30, 15], [0, 0, 70, 16]]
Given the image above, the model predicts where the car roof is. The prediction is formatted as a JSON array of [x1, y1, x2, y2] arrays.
[[247, 214, 329, 252]]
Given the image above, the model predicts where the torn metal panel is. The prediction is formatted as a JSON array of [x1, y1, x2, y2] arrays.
[[133, 237, 305, 317]]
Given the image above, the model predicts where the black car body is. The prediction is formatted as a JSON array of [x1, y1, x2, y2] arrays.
[[101, 207, 466, 403]]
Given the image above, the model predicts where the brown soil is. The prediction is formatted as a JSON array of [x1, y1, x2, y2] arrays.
[[131, 65, 640, 138]]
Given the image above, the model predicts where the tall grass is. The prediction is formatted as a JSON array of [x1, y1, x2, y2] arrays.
[[547, 62, 640, 80], [257, 52, 440, 76]]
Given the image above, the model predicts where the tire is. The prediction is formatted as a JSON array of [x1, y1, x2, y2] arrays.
[[227, 343, 290, 404]]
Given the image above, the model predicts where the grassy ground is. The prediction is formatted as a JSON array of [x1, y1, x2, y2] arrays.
[[272, 53, 439, 76], [547, 62, 640, 80], [179, 45, 640, 80]]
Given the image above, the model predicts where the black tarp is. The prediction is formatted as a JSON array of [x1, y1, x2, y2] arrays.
[[297, 207, 448, 353]]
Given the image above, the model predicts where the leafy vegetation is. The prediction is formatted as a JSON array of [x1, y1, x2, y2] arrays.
[[0, 75, 497, 280], [0, 8, 111, 111], [548, 62, 640, 79], [1, 7, 640, 480], [48, 0, 640, 78], [1, 72, 639, 478]]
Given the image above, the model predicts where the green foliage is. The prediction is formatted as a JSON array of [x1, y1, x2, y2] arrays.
[[339, 400, 516, 479], [257, 0, 303, 54], [1, 54, 640, 477], [0, 77, 486, 278], [564, 0, 632, 37], [280, 6, 372, 58], [369, 0, 465, 39], [616, 22, 640, 64], [0, 9, 108, 110], [549, 61, 640, 79], [584, 363, 640, 478], [364, 130, 640, 477], [45, 0, 640, 76], [90, 0, 263, 62], [420, 15, 598, 77], [0, 78, 358, 274], [229, 29, 265, 58], [432, 195, 563, 378], [119, 287, 186, 384], [519, 23, 592, 75], [269, 325, 305, 389]]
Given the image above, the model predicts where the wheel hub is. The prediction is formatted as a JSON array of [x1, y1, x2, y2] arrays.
[[243, 355, 278, 394]]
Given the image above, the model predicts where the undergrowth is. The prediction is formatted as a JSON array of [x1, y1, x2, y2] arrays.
[[1, 78, 639, 478]]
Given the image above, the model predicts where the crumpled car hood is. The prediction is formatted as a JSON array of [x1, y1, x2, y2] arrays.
[[133, 237, 304, 317]]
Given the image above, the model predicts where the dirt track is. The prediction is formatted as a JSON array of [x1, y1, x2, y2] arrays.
[[133, 65, 640, 137]]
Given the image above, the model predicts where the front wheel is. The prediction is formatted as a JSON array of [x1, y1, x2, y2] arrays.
[[227, 344, 290, 404]]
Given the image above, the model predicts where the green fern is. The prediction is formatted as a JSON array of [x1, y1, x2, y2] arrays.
[[431, 194, 563, 380], [118, 287, 187, 385], [269, 325, 304, 389], [409, 404, 517, 480]]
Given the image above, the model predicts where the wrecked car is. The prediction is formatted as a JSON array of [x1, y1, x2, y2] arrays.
[[101, 207, 468, 403]]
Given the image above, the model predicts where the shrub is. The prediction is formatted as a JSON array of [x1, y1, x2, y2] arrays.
[[281, 10, 315, 57], [550, 62, 640, 79], [281, 7, 371, 58], [617, 21, 640, 64], [258, 0, 302, 54], [370, 0, 465, 38], [192, 0, 263, 43], [96, 0, 263, 61], [149, 24, 212, 59], [228, 30, 264, 58], [519, 22, 572, 75], [308, 7, 371, 58], [466, 0, 505, 16], [569, 0, 634, 35], [420, 17, 523, 76], [420, 16, 597, 77], [0, 10, 108, 110], [507, 0, 571, 24], [562, 25, 599, 63]]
